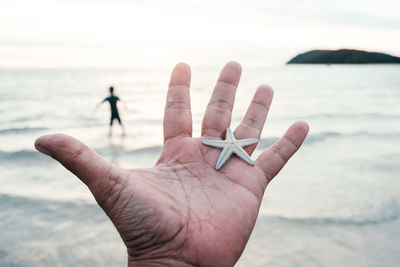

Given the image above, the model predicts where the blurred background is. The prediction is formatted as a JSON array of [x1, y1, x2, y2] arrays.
[[1, 0, 399, 266]]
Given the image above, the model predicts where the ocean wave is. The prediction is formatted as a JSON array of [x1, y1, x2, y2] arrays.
[[1, 194, 399, 227], [0, 127, 48, 134], [258, 131, 340, 148], [264, 213, 398, 226], [259, 130, 400, 148], [0, 145, 164, 162], [304, 131, 341, 144], [0, 194, 100, 222], [261, 201, 400, 226], [0, 149, 42, 161], [0, 193, 92, 206], [292, 112, 400, 120], [350, 131, 400, 139], [1, 130, 399, 162]]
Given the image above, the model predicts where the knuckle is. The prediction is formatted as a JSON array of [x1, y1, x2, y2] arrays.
[[203, 126, 224, 138], [62, 145, 87, 169], [217, 80, 237, 88], [165, 99, 189, 111], [251, 100, 270, 110], [208, 98, 231, 112], [243, 118, 260, 132], [283, 134, 299, 149], [271, 145, 288, 163]]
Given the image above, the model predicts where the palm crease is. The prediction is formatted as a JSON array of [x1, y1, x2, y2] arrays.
[[35, 62, 308, 267]]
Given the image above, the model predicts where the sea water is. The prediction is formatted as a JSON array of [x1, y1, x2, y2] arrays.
[[0, 65, 399, 266]]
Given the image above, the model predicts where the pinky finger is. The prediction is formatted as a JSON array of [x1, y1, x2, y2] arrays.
[[256, 121, 309, 183]]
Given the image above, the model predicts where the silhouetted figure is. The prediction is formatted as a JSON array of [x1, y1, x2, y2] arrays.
[[99, 86, 126, 136]]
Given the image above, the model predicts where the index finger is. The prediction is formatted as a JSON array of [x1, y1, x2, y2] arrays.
[[163, 63, 192, 143]]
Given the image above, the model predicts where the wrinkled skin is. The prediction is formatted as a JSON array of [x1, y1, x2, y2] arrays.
[[35, 62, 309, 266]]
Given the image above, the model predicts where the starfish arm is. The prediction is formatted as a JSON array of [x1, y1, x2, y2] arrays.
[[203, 128, 258, 169], [216, 146, 233, 170], [234, 138, 259, 147], [233, 145, 255, 165], [225, 128, 234, 141], [202, 139, 228, 148]]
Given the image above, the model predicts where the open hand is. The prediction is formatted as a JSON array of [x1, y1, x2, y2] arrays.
[[35, 62, 308, 267]]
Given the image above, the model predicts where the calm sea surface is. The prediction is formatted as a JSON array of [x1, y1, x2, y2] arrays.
[[1, 65, 399, 266]]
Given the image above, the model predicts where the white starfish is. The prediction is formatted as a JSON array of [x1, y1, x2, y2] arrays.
[[202, 128, 259, 170]]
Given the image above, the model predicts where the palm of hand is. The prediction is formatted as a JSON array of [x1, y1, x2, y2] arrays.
[[35, 62, 308, 267]]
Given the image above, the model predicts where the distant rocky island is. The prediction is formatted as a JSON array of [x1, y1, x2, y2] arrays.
[[287, 49, 400, 64]]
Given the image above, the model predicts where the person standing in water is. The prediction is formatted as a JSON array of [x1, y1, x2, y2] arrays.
[[99, 86, 126, 136]]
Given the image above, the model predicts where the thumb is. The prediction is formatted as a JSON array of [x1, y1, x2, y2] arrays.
[[34, 134, 111, 189]]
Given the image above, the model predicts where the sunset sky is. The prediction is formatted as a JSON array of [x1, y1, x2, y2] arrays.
[[1, 0, 399, 67]]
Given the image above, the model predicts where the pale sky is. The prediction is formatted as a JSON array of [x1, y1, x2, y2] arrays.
[[1, 0, 399, 67]]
